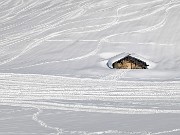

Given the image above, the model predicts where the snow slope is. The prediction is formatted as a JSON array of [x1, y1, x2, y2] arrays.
[[0, 73, 180, 135], [0, 0, 180, 80], [0, 0, 180, 135]]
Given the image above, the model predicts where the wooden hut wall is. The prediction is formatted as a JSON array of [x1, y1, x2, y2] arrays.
[[113, 56, 148, 69]]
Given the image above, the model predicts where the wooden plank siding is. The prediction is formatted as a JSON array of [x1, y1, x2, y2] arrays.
[[112, 56, 148, 69]]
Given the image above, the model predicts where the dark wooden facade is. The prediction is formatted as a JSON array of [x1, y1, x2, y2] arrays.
[[112, 56, 149, 69]]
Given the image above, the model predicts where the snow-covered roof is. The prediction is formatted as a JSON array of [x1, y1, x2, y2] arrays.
[[107, 53, 156, 69], [107, 52, 130, 68]]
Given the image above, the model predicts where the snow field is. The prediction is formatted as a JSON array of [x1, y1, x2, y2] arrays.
[[0, 73, 180, 114]]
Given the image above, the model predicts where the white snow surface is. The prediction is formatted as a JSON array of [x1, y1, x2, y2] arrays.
[[0, 0, 179, 80], [107, 52, 130, 68], [0, 73, 180, 135], [0, 0, 180, 135]]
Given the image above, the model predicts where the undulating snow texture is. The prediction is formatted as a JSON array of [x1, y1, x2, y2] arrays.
[[0, 73, 180, 135], [0, 0, 180, 135], [0, 0, 180, 80]]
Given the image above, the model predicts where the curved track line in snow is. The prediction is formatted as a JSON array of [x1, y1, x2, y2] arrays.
[[0, 0, 22, 13], [65, 4, 168, 63], [150, 129, 180, 135], [0, 1, 180, 135], [0, 0, 108, 64], [0, 22, 114, 65], [0, 0, 173, 66], [0, 0, 179, 68], [2, 100, 180, 115], [105, 41, 174, 46], [32, 108, 62, 135], [58, 129, 148, 135], [0, 73, 180, 114], [51, 2, 170, 63], [0, 0, 24, 22], [64, 0, 180, 61], [0, 0, 90, 31]]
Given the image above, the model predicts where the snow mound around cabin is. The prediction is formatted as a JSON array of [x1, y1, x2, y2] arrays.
[[107, 53, 156, 69]]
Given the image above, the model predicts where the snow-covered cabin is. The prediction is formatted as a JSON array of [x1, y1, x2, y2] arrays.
[[107, 53, 149, 69]]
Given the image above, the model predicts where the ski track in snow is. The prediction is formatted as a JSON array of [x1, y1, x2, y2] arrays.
[[0, 73, 180, 114], [0, 73, 180, 135], [0, 0, 180, 67], [0, 0, 180, 135], [32, 108, 62, 135]]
